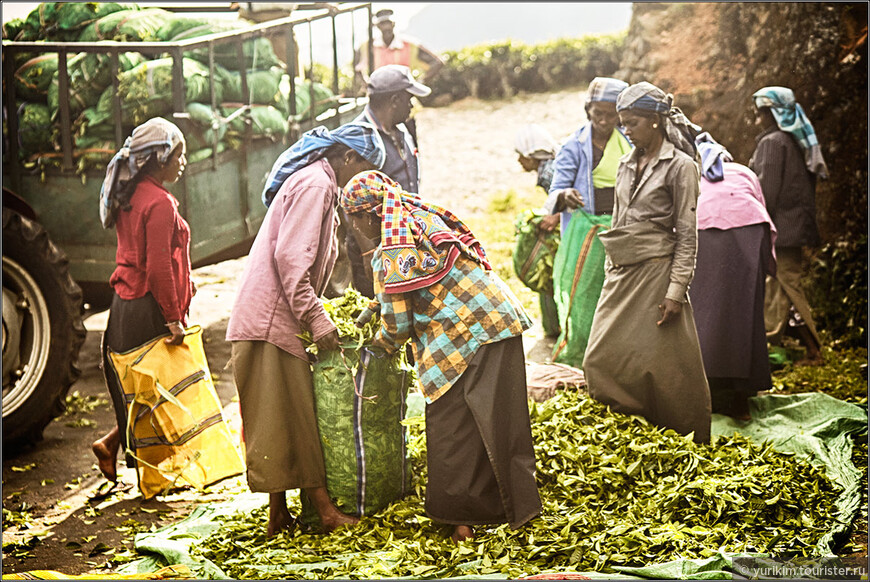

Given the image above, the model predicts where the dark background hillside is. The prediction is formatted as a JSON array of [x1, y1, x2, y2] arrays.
[[616, 2, 868, 245]]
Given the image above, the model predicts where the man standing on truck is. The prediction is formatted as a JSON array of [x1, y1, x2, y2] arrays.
[[353, 8, 443, 92], [346, 64, 431, 296]]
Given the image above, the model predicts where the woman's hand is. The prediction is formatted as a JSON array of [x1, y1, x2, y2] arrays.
[[315, 330, 340, 352], [555, 188, 584, 211], [656, 298, 682, 327], [538, 213, 561, 233], [165, 321, 185, 345]]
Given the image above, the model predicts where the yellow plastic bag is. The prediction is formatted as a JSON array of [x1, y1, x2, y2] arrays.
[[107, 326, 244, 499]]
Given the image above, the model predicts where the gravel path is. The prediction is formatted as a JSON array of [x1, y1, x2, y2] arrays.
[[415, 88, 588, 215]]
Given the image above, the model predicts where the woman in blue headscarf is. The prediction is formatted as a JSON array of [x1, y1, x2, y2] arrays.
[[749, 86, 826, 365], [227, 121, 385, 536], [541, 77, 633, 368], [583, 82, 711, 443]]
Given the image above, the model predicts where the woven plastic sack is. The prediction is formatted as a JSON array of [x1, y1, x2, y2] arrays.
[[300, 347, 412, 528], [14, 54, 58, 101], [17, 3, 61, 41], [551, 210, 611, 368], [512, 208, 560, 294], [78, 8, 172, 42], [48, 52, 145, 120], [3, 18, 26, 41], [157, 17, 281, 70], [221, 105, 288, 139], [218, 66, 283, 106], [95, 57, 219, 126], [16, 102, 55, 157], [182, 103, 228, 153], [277, 75, 337, 118], [16, 2, 136, 41], [54, 2, 132, 35], [106, 325, 245, 500]]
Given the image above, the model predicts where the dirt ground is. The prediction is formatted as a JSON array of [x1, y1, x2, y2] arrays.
[[1, 89, 586, 576]]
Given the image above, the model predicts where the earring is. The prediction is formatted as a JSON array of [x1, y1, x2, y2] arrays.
[[652, 123, 659, 128]]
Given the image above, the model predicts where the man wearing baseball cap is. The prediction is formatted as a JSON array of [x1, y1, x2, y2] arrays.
[[346, 64, 431, 296]]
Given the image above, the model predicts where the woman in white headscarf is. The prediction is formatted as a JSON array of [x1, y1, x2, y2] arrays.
[[583, 82, 712, 443], [92, 118, 192, 485], [514, 123, 561, 337]]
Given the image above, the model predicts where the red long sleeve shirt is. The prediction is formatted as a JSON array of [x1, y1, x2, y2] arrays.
[[109, 176, 192, 324]]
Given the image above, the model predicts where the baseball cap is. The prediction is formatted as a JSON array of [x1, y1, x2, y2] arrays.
[[367, 64, 432, 97], [372, 9, 394, 25]]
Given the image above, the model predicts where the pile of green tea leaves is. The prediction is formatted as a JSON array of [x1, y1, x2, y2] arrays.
[[300, 287, 382, 351], [190, 390, 847, 579], [771, 346, 868, 405]]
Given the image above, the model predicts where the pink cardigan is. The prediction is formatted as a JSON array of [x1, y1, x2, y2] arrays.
[[226, 158, 339, 361], [698, 161, 778, 275]]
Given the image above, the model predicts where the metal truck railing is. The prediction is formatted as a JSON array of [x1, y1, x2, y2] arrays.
[[3, 2, 374, 189]]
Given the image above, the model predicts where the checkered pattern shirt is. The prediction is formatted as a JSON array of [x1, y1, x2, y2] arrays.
[[372, 252, 531, 403]]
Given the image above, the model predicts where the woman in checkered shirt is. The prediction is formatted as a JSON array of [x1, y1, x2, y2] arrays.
[[341, 170, 543, 543]]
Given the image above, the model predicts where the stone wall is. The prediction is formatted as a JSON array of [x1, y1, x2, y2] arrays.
[[616, 2, 868, 242]]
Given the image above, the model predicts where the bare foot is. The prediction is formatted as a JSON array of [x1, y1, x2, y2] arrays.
[[451, 525, 474, 543], [730, 396, 752, 422], [267, 511, 297, 537], [267, 492, 297, 537], [92, 429, 120, 482], [320, 510, 359, 533]]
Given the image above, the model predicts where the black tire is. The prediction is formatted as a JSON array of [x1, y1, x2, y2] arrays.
[[2, 209, 87, 448]]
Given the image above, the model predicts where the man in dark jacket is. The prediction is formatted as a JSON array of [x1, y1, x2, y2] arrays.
[[346, 65, 431, 296], [749, 86, 828, 365]]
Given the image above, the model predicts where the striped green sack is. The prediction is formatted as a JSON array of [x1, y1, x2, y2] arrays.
[[301, 347, 412, 528]]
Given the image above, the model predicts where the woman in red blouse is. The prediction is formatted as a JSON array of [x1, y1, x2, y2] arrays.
[[92, 118, 192, 484]]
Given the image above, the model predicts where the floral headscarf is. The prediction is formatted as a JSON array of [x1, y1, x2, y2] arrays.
[[341, 171, 490, 293]]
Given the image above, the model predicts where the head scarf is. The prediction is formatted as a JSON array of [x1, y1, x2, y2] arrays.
[[586, 76, 629, 105], [514, 124, 558, 160], [616, 81, 701, 159], [753, 86, 828, 179], [99, 118, 185, 229], [695, 132, 733, 182], [261, 121, 386, 207], [341, 171, 491, 293]]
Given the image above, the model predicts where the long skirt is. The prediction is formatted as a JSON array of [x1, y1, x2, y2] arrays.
[[690, 225, 772, 412], [583, 257, 712, 443], [424, 336, 542, 530], [764, 246, 821, 346], [102, 292, 168, 466], [231, 341, 327, 492]]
